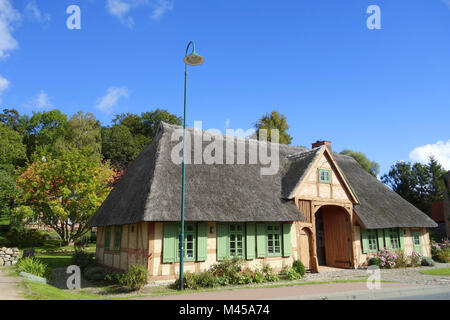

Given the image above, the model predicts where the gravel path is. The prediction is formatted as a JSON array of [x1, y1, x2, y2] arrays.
[[0, 268, 25, 300], [302, 263, 450, 286]]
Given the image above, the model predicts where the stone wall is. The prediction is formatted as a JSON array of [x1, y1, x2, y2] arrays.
[[0, 247, 20, 266]]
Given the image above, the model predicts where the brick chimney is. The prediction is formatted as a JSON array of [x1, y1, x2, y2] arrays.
[[312, 140, 332, 152]]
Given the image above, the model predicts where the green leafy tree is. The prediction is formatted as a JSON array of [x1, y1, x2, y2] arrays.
[[67, 111, 102, 157], [0, 170, 18, 218], [101, 125, 140, 168], [25, 109, 68, 158], [16, 147, 114, 244], [0, 123, 27, 171], [381, 156, 446, 215], [254, 110, 292, 144], [340, 149, 380, 177], [105, 109, 182, 168], [0, 109, 30, 136]]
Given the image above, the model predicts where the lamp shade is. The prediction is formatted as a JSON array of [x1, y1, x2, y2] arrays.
[[184, 52, 205, 66]]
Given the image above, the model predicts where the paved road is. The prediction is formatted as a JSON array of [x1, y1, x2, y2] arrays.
[[0, 268, 25, 300], [137, 282, 415, 300]]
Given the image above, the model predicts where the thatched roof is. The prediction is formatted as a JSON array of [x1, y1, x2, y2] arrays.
[[89, 122, 437, 229], [89, 123, 307, 226], [334, 154, 437, 229]]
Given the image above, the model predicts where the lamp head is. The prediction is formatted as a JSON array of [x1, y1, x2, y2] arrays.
[[184, 50, 205, 66]]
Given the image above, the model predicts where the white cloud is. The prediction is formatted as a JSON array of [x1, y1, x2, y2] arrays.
[[105, 0, 172, 26], [0, 74, 10, 103], [106, 0, 144, 27], [0, 0, 21, 59], [409, 140, 450, 170], [96, 86, 129, 114], [443, 0, 450, 9], [151, 0, 173, 21], [29, 90, 53, 109], [25, 1, 51, 25]]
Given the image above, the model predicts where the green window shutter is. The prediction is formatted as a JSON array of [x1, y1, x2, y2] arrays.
[[197, 223, 208, 262], [377, 229, 384, 250], [399, 228, 405, 250], [384, 228, 391, 250], [114, 226, 122, 251], [361, 229, 369, 254], [282, 223, 292, 257], [256, 223, 267, 258], [163, 222, 177, 263], [104, 226, 111, 251], [412, 232, 422, 254], [217, 223, 228, 261], [246, 223, 256, 260]]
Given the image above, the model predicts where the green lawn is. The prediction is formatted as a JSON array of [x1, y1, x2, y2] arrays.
[[419, 268, 450, 276]]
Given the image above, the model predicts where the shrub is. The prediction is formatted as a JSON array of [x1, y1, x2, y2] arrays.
[[394, 251, 408, 268], [374, 249, 398, 268], [279, 266, 301, 280], [292, 260, 306, 277], [84, 266, 107, 281], [104, 272, 124, 284], [119, 264, 148, 291], [71, 247, 95, 270], [5, 226, 46, 248], [409, 251, 422, 267], [421, 256, 435, 267], [210, 258, 243, 280], [368, 257, 381, 267], [431, 239, 450, 263], [16, 257, 50, 279], [196, 271, 218, 288]]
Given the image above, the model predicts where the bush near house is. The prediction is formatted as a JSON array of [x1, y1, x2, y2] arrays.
[[431, 239, 450, 263], [71, 247, 95, 270], [367, 249, 427, 268], [173, 258, 303, 290]]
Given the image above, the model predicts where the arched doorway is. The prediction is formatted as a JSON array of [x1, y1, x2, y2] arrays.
[[298, 227, 314, 271], [314, 205, 353, 268]]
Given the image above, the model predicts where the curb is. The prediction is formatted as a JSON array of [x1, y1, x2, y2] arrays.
[[272, 285, 450, 300], [19, 272, 48, 284]]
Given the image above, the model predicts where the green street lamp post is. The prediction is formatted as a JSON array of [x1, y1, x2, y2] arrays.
[[179, 41, 204, 290]]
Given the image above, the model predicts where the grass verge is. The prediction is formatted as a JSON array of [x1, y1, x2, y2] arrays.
[[419, 268, 450, 276]]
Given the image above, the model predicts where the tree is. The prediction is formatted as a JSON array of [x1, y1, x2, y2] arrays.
[[340, 149, 380, 177], [101, 125, 140, 168], [25, 109, 68, 158], [0, 123, 26, 171], [0, 170, 18, 217], [0, 108, 29, 136], [381, 156, 446, 215], [254, 110, 292, 144], [104, 109, 182, 168], [16, 147, 114, 244], [67, 111, 102, 156]]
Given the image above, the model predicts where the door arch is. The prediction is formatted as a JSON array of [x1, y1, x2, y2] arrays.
[[314, 205, 353, 268]]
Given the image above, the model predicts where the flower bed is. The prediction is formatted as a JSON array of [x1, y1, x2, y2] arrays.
[[367, 249, 426, 269]]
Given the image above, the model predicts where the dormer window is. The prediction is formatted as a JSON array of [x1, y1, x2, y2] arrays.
[[318, 169, 331, 184]]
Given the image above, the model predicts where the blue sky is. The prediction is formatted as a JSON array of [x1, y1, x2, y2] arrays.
[[0, 0, 449, 175]]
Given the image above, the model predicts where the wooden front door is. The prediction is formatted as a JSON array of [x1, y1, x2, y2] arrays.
[[322, 206, 351, 268], [299, 228, 312, 270]]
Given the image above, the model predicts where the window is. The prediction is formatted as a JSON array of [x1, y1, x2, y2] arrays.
[[114, 226, 122, 251], [318, 169, 331, 184], [367, 230, 378, 251], [388, 228, 400, 250], [104, 226, 111, 251], [267, 223, 282, 256], [176, 222, 196, 261], [229, 224, 245, 258]]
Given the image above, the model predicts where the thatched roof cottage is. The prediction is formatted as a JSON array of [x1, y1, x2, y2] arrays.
[[89, 122, 437, 282]]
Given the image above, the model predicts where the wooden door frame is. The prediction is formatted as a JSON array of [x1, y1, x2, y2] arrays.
[[311, 202, 355, 271]]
